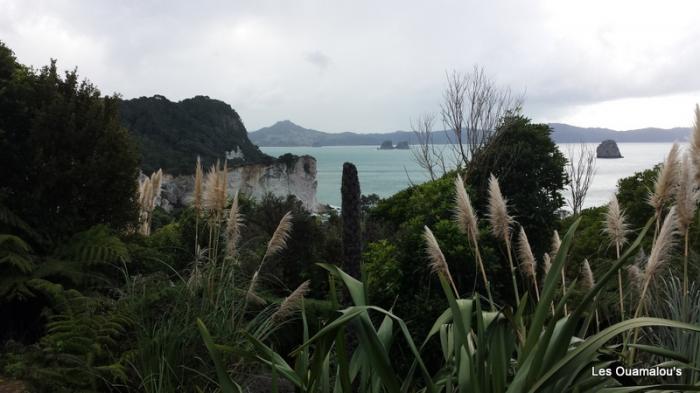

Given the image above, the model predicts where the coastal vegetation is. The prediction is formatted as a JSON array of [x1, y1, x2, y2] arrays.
[[2, 40, 700, 392], [120, 95, 272, 175]]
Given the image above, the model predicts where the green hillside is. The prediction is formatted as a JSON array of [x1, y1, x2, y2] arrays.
[[120, 95, 271, 174]]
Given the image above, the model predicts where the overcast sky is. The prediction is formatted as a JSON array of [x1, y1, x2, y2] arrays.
[[2, 0, 700, 132]]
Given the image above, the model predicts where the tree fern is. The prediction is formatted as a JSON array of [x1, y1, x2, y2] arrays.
[[30, 290, 132, 391], [0, 203, 41, 242], [54, 225, 130, 266]]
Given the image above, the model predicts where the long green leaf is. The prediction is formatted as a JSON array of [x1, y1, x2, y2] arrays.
[[529, 317, 700, 393], [196, 319, 242, 393]]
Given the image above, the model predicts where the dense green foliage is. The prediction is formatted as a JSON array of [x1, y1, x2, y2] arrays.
[[0, 41, 140, 239], [559, 164, 700, 328], [203, 221, 700, 392], [364, 117, 568, 336], [238, 194, 342, 297], [467, 115, 568, 257], [616, 166, 658, 229], [120, 95, 271, 174], [366, 173, 502, 341], [0, 41, 140, 350]]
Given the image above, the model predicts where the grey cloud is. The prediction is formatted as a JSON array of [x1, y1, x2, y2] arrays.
[[1, 0, 699, 131], [304, 50, 331, 71]]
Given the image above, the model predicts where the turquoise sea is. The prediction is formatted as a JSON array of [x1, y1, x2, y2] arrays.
[[261, 143, 679, 209]]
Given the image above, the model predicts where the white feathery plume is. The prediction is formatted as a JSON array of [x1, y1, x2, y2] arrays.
[[542, 253, 551, 276], [263, 211, 293, 261], [487, 174, 512, 241], [551, 230, 561, 258], [603, 195, 630, 247], [644, 207, 679, 282], [648, 143, 680, 212], [193, 156, 203, 212], [274, 280, 311, 321], [691, 104, 700, 185], [454, 174, 478, 242], [225, 192, 244, 258], [580, 259, 595, 291], [627, 264, 644, 296], [423, 226, 458, 294], [517, 227, 537, 281], [676, 154, 699, 232]]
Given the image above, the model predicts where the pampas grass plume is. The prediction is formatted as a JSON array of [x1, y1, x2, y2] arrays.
[[542, 253, 551, 276], [580, 259, 594, 290], [423, 226, 458, 293], [603, 195, 629, 247], [454, 174, 478, 241], [487, 174, 512, 241], [203, 162, 226, 213], [691, 104, 700, 185], [225, 192, 243, 258], [194, 156, 203, 212], [245, 271, 266, 305], [676, 155, 699, 232], [424, 226, 448, 276], [551, 230, 561, 257], [263, 211, 293, 260], [645, 206, 679, 281], [649, 143, 680, 212], [517, 227, 536, 280], [274, 280, 310, 321], [627, 264, 644, 295]]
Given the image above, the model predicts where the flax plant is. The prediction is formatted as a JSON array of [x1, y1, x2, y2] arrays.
[[207, 212, 700, 392]]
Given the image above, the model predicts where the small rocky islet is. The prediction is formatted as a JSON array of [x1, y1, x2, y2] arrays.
[[596, 139, 623, 158]]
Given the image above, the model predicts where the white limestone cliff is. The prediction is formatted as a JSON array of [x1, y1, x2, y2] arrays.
[[155, 155, 319, 212]]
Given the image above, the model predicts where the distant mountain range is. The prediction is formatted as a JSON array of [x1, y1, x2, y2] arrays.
[[250, 120, 691, 147]]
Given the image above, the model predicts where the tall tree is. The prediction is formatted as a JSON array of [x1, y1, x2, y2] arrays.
[[341, 162, 362, 279], [467, 115, 567, 257], [441, 66, 522, 168], [0, 41, 139, 240], [566, 142, 597, 215]]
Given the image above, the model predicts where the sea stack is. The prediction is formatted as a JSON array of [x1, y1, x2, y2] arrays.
[[596, 139, 623, 158], [379, 140, 394, 150], [395, 141, 410, 149]]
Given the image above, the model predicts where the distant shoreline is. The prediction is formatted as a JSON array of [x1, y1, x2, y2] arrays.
[[250, 120, 690, 147], [256, 141, 687, 148]]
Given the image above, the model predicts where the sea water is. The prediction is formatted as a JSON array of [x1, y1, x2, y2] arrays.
[[261, 143, 679, 209]]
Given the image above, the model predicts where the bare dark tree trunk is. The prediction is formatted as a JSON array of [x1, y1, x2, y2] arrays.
[[441, 65, 522, 168], [566, 142, 597, 215], [410, 113, 443, 181], [441, 70, 469, 167], [341, 162, 362, 279]]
